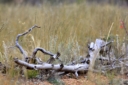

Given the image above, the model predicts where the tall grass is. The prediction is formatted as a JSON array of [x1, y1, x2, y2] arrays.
[[0, 3, 127, 56], [0, 2, 127, 84]]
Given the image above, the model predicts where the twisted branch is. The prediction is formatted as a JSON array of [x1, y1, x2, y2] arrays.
[[15, 25, 40, 60], [32, 47, 62, 64]]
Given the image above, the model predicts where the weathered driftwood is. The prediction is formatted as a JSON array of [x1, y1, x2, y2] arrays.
[[13, 25, 128, 79], [14, 25, 91, 78], [14, 58, 89, 77], [87, 39, 113, 71]]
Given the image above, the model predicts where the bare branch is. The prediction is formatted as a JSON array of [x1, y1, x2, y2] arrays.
[[15, 25, 40, 60], [32, 47, 61, 63], [32, 47, 57, 58]]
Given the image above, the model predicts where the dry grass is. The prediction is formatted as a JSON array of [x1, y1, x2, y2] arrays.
[[0, 1, 127, 85]]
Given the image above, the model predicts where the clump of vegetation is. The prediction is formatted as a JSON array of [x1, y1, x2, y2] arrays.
[[27, 70, 39, 79]]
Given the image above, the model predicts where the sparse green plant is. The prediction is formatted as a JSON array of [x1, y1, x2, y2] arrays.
[[27, 70, 39, 79]]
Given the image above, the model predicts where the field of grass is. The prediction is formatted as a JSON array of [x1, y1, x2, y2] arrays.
[[0, 1, 128, 85]]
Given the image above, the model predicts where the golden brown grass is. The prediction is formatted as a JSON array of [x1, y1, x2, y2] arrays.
[[0, 2, 127, 85]]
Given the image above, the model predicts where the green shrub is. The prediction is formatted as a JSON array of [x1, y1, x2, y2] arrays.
[[27, 70, 39, 79]]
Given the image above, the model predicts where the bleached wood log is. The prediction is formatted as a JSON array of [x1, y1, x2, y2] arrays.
[[14, 58, 89, 77], [88, 39, 113, 71]]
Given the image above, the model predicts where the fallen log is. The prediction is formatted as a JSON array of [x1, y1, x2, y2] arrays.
[[14, 58, 89, 77]]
